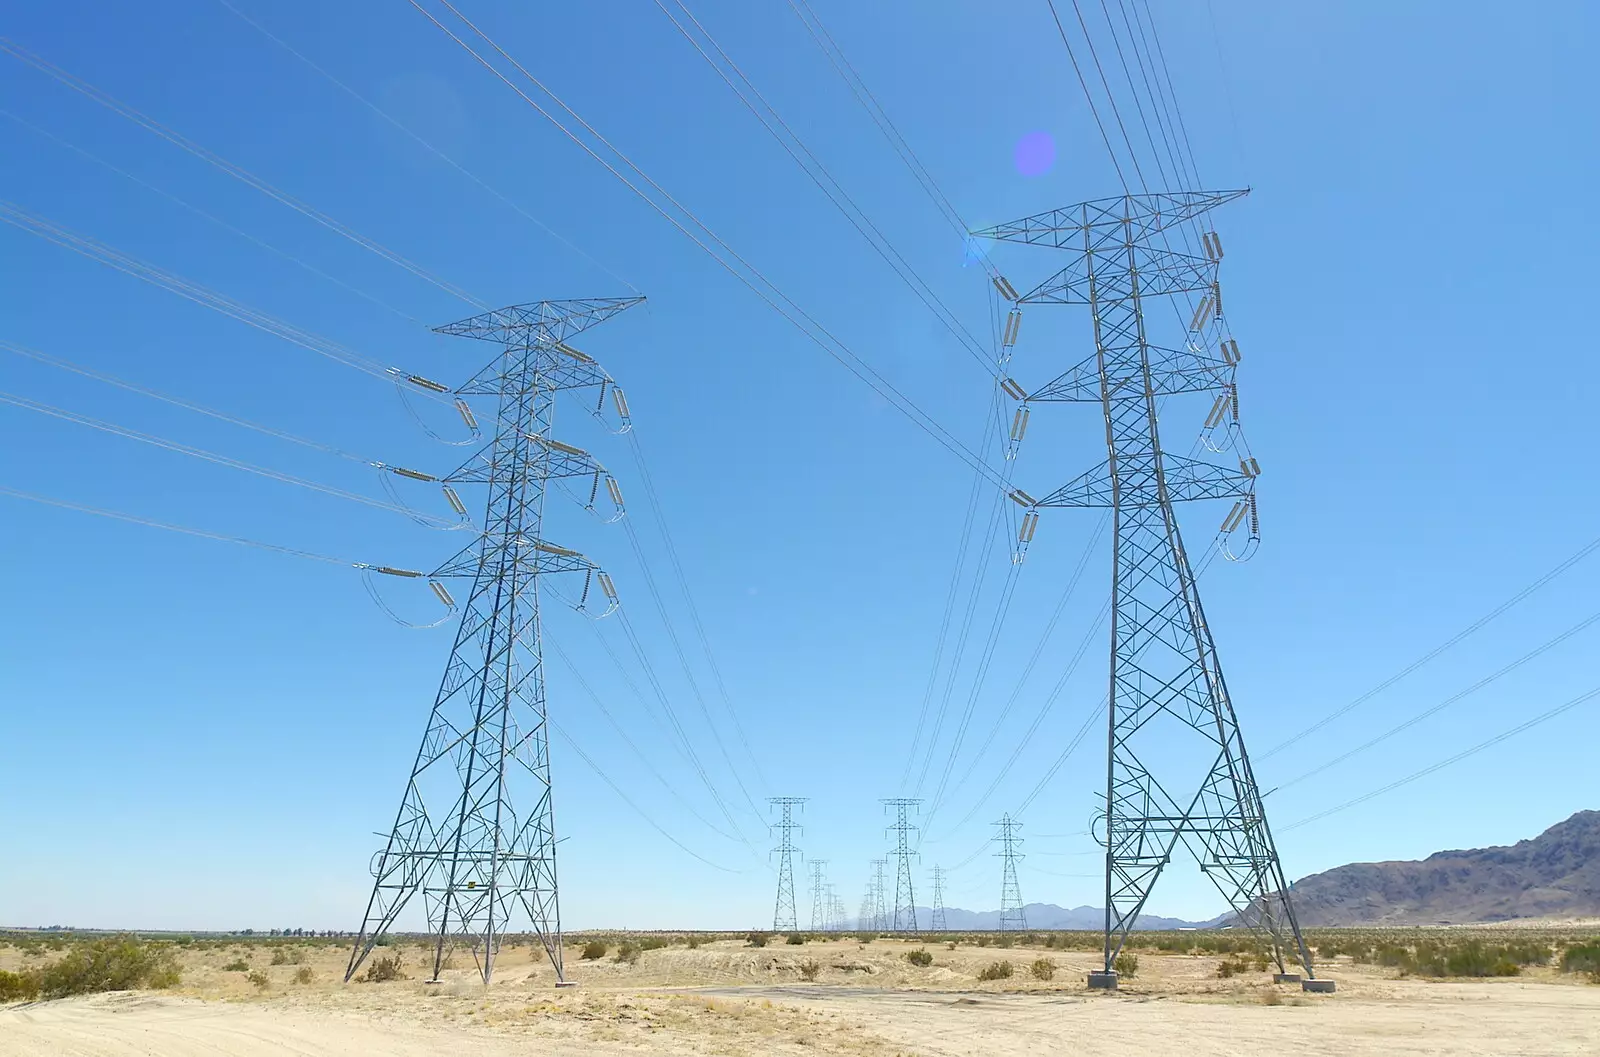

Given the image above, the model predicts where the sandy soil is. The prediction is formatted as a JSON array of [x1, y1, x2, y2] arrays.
[[4, 937, 1598, 1055]]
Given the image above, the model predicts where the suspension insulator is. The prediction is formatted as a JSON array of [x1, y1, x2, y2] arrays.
[[598, 571, 619, 603], [992, 275, 1020, 301], [429, 580, 456, 608], [1204, 391, 1231, 429], [605, 477, 625, 508], [374, 566, 423, 578], [612, 387, 630, 419], [1009, 406, 1031, 443], [442, 485, 468, 516], [390, 466, 437, 482], [1239, 457, 1260, 478], [1220, 500, 1248, 534], [555, 341, 594, 363], [454, 398, 478, 430], [1018, 510, 1040, 543], [1221, 338, 1241, 364], [1190, 294, 1215, 332], [1010, 488, 1036, 508], [406, 375, 450, 393], [1212, 281, 1224, 318], [1001, 377, 1027, 401], [1002, 310, 1022, 348]]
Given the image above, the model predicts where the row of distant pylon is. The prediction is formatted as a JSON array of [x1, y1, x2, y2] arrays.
[[769, 798, 1027, 933]]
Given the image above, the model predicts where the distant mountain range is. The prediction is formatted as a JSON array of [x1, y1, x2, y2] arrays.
[[851, 904, 1204, 932], [1282, 809, 1600, 926], [863, 811, 1599, 931]]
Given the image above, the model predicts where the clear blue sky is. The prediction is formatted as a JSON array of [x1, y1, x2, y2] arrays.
[[1, 0, 1596, 931]]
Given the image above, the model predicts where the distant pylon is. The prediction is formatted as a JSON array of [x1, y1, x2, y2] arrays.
[[870, 858, 889, 932], [930, 865, 949, 932], [807, 859, 829, 932], [769, 797, 806, 931], [995, 815, 1026, 931], [346, 297, 642, 986], [881, 798, 921, 934], [974, 193, 1316, 981]]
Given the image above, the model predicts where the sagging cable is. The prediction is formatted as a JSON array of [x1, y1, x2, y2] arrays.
[[393, 376, 479, 447], [376, 464, 472, 530], [358, 564, 458, 629]]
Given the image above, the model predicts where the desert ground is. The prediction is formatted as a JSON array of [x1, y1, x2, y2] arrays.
[[4, 931, 1599, 1056]]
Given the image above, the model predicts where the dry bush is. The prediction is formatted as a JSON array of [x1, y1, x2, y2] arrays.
[[1029, 958, 1056, 981], [1259, 987, 1283, 1006], [906, 948, 933, 967], [746, 932, 771, 948], [361, 954, 406, 983], [799, 959, 822, 981], [977, 960, 1014, 981], [32, 937, 180, 997], [1114, 953, 1139, 978], [246, 970, 270, 990], [293, 966, 314, 985], [1217, 956, 1251, 979], [614, 942, 640, 966], [786, 933, 808, 945], [0, 970, 40, 1002], [580, 940, 608, 961], [222, 959, 250, 972]]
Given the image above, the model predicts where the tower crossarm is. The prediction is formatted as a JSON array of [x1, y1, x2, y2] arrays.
[[431, 537, 608, 580], [446, 435, 612, 485], [433, 297, 646, 344], [971, 190, 1248, 249], [1038, 454, 1254, 508], [1018, 246, 1216, 305], [1029, 345, 1233, 402]]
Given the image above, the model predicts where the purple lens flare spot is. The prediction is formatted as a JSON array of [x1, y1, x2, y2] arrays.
[[1013, 131, 1057, 177]]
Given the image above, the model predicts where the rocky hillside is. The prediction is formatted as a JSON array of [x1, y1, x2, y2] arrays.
[[1287, 810, 1600, 925]]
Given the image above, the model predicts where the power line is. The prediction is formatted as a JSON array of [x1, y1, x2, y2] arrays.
[[651, 0, 997, 375], [0, 387, 457, 527], [0, 482, 363, 567], [404, 0, 1012, 491], [0, 36, 486, 309], [1261, 529, 1600, 759], [0, 200, 461, 405], [212, 0, 639, 296], [0, 106, 424, 324], [1281, 681, 1600, 832], [1267, 606, 1600, 796]]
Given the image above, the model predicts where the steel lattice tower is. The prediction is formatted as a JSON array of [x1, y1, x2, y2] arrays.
[[769, 797, 806, 931], [881, 798, 921, 934], [975, 192, 1315, 983], [995, 815, 1026, 931], [807, 859, 829, 932], [929, 865, 948, 932], [346, 297, 643, 986]]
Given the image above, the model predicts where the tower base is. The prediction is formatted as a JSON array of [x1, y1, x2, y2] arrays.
[[1272, 973, 1302, 983], [1302, 979, 1336, 993], [1087, 971, 1119, 990]]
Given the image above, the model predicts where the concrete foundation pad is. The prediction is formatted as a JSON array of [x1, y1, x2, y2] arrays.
[[1273, 973, 1303, 983], [1302, 979, 1336, 993], [555, 980, 579, 988], [1087, 971, 1119, 990]]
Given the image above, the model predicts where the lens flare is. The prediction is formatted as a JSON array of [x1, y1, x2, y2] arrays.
[[1013, 131, 1056, 177]]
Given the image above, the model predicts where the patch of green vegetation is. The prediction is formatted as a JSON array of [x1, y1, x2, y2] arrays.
[[906, 948, 933, 967], [1029, 958, 1055, 980], [1114, 953, 1139, 978], [977, 960, 1014, 981], [580, 940, 608, 961]]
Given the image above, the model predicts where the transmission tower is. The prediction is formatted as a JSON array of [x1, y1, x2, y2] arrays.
[[769, 797, 806, 931], [995, 815, 1026, 931], [881, 798, 921, 934], [975, 192, 1318, 988], [345, 297, 642, 986], [807, 859, 829, 932], [929, 865, 948, 932]]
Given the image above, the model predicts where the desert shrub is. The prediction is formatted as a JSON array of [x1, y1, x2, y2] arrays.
[[1259, 987, 1283, 1005], [995, 934, 1014, 949], [270, 948, 289, 965], [977, 960, 1014, 981], [223, 959, 250, 972], [1023, 933, 1042, 947], [946, 941, 957, 950], [1561, 942, 1600, 979], [639, 937, 670, 952], [581, 940, 608, 961], [293, 967, 314, 985], [855, 932, 876, 944], [746, 932, 770, 948], [0, 969, 41, 1002], [34, 937, 181, 997], [1216, 956, 1251, 979], [906, 948, 933, 967], [786, 933, 807, 946], [799, 959, 822, 981], [1114, 953, 1139, 978], [246, 970, 269, 990], [361, 954, 405, 983], [1029, 958, 1056, 981], [686, 935, 702, 949], [976, 935, 991, 948], [614, 942, 640, 965]]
